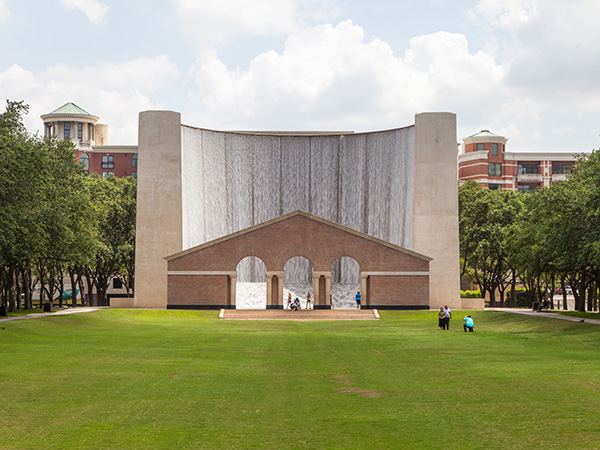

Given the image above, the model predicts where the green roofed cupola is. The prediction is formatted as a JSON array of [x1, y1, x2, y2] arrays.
[[47, 102, 93, 116], [41, 102, 103, 146]]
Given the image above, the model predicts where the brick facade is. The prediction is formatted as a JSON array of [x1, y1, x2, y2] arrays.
[[166, 211, 431, 309]]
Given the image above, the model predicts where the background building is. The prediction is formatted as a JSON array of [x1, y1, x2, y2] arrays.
[[458, 130, 580, 192], [41, 102, 138, 178]]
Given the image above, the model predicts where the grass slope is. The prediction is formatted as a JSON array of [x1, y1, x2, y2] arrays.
[[1, 310, 599, 449]]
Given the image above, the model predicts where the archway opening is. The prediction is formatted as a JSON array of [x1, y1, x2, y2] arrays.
[[235, 256, 267, 309], [330, 256, 360, 309], [283, 256, 314, 309]]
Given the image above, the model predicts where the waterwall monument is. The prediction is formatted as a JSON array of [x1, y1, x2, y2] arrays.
[[119, 111, 462, 310]]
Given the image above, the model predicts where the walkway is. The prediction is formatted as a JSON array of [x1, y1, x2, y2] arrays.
[[220, 309, 379, 321], [489, 308, 600, 325], [0, 307, 108, 323]]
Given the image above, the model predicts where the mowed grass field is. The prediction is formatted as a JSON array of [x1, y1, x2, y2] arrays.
[[1, 310, 600, 449]]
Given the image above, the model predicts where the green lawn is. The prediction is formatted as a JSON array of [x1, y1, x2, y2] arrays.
[[1, 310, 599, 449]]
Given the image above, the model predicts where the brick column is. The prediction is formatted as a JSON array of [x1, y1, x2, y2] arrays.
[[266, 271, 284, 309], [229, 274, 237, 309], [360, 275, 368, 309], [313, 274, 320, 307], [325, 274, 332, 309], [266, 274, 273, 307], [277, 274, 284, 309]]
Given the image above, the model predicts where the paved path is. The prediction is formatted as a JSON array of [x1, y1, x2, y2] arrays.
[[0, 307, 108, 323], [220, 308, 379, 321], [488, 308, 600, 325]]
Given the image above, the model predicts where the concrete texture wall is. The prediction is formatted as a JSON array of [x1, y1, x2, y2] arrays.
[[412, 113, 461, 309], [180, 127, 415, 252], [132, 111, 183, 308]]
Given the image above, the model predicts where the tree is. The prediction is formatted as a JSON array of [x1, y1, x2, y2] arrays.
[[459, 181, 522, 305]]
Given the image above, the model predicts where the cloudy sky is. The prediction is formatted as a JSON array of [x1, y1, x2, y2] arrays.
[[1, 0, 599, 152]]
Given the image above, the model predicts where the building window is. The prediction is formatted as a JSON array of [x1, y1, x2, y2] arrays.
[[518, 184, 538, 194], [80, 153, 89, 170], [492, 143, 498, 156], [518, 163, 539, 174], [102, 171, 114, 178], [132, 171, 137, 179], [477, 143, 484, 151], [488, 183, 501, 190], [77, 123, 83, 142], [102, 155, 114, 169], [552, 163, 571, 174], [64, 122, 70, 139], [132, 154, 138, 168], [488, 163, 502, 177]]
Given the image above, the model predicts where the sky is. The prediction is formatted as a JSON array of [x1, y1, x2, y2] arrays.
[[1, 0, 599, 152]]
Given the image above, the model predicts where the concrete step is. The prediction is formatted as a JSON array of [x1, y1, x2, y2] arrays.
[[220, 309, 380, 321]]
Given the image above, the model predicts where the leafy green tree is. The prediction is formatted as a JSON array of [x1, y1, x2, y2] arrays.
[[459, 181, 522, 305], [84, 175, 136, 305]]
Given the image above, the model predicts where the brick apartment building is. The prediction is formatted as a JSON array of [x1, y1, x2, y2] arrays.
[[41, 103, 138, 178], [458, 130, 579, 192]]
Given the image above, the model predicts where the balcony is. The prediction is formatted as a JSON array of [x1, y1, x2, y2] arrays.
[[517, 173, 542, 183], [551, 174, 568, 182]]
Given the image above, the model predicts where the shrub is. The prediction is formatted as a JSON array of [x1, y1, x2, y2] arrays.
[[461, 289, 482, 298]]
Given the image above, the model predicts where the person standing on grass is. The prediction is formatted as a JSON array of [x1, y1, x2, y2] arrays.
[[443, 305, 452, 330], [438, 307, 446, 330], [306, 292, 312, 309], [356, 291, 361, 309], [463, 315, 474, 332]]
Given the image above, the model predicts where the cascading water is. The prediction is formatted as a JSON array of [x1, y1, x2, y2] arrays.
[[181, 126, 415, 306]]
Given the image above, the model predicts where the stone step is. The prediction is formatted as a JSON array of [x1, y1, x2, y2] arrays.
[[220, 309, 379, 321]]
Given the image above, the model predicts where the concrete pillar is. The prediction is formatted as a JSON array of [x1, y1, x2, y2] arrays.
[[413, 112, 460, 309], [229, 274, 237, 309], [133, 111, 183, 308]]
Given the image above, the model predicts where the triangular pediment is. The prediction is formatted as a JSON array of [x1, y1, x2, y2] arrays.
[[166, 210, 431, 262]]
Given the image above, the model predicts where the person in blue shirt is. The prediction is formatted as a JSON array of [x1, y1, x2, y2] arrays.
[[463, 315, 474, 332], [355, 291, 361, 309]]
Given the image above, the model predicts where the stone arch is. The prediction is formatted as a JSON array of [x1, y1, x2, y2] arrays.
[[235, 256, 267, 309], [283, 256, 314, 309]]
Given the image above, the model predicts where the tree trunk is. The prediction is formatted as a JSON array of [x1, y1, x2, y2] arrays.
[[509, 272, 516, 308], [561, 275, 568, 310], [21, 267, 32, 310]]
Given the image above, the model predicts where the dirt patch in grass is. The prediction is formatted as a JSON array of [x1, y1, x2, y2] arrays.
[[330, 374, 383, 397]]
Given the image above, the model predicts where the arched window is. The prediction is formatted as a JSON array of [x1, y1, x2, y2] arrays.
[[80, 153, 89, 170], [132, 154, 138, 168]]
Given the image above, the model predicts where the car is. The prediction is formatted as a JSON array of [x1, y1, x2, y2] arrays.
[[555, 286, 573, 296]]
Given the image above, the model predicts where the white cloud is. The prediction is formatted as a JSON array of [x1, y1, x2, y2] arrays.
[[173, 0, 332, 46], [187, 21, 508, 132], [0, 56, 180, 143], [0, 0, 9, 24], [60, 0, 109, 24], [468, 0, 538, 30]]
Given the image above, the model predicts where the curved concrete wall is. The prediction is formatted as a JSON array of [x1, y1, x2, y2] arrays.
[[181, 126, 415, 283], [133, 111, 460, 309]]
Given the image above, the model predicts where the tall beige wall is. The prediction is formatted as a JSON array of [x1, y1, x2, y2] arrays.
[[412, 113, 461, 309], [132, 111, 183, 308]]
